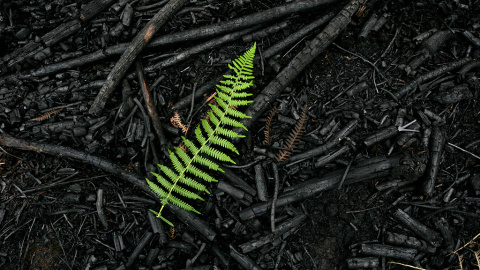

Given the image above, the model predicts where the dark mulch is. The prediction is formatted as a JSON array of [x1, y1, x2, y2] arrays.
[[1, 0, 479, 269]]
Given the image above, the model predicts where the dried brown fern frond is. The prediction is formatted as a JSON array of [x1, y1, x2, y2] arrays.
[[264, 107, 278, 145], [275, 104, 308, 162], [170, 111, 189, 134], [29, 108, 63, 121]]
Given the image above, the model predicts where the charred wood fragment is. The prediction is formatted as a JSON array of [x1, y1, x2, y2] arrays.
[[359, 243, 417, 261], [394, 57, 472, 99], [230, 245, 263, 270], [423, 126, 445, 196], [254, 163, 268, 202], [346, 257, 379, 269], [221, 167, 257, 197], [135, 61, 167, 152], [242, 20, 289, 43], [96, 189, 109, 229], [238, 214, 306, 253], [385, 232, 436, 253], [392, 208, 442, 247], [262, 13, 334, 60], [363, 126, 397, 148], [402, 30, 455, 75], [125, 231, 153, 268]]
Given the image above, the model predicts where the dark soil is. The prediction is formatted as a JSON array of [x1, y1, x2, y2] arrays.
[[1, 0, 479, 269]]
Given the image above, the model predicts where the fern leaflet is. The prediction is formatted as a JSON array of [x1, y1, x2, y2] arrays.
[[147, 43, 256, 226]]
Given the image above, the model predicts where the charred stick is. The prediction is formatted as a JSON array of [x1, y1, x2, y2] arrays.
[[403, 30, 455, 75], [135, 61, 168, 152], [230, 245, 264, 270], [146, 25, 261, 71], [423, 126, 445, 196], [239, 154, 407, 220], [240, 0, 364, 132], [126, 231, 154, 268], [346, 81, 368, 97], [358, 13, 378, 39], [394, 57, 472, 99], [147, 210, 168, 245], [363, 126, 398, 148], [221, 167, 257, 197], [0, 133, 217, 241], [239, 214, 306, 253], [462, 30, 480, 47], [96, 189, 109, 229], [433, 218, 454, 252], [385, 232, 436, 253], [254, 163, 268, 202], [217, 181, 249, 202], [243, 21, 289, 43], [346, 257, 379, 269], [271, 162, 280, 232], [263, 12, 335, 59], [89, 0, 189, 116], [314, 145, 351, 168], [392, 208, 442, 247], [359, 243, 417, 261]]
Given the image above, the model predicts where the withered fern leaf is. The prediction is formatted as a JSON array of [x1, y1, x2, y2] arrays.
[[147, 44, 256, 226], [275, 103, 308, 162]]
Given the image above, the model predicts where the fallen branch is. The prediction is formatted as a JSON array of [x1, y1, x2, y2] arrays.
[[241, 0, 365, 132], [89, 0, 189, 116], [0, 133, 216, 241]]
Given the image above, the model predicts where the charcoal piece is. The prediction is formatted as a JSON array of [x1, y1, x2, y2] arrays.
[[393, 208, 442, 247], [96, 189, 109, 229], [254, 164, 268, 201], [359, 243, 416, 261], [315, 145, 351, 168], [433, 218, 454, 252], [145, 247, 160, 267], [423, 126, 445, 196], [110, 22, 125, 37], [472, 174, 480, 196], [230, 245, 263, 270], [16, 28, 30, 40], [126, 231, 154, 268], [346, 257, 379, 269], [372, 12, 388, 31], [8, 108, 21, 124], [113, 232, 125, 252], [120, 3, 133, 26], [363, 126, 397, 147], [62, 193, 83, 203], [217, 181, 247, 201], [433, 84, 473, 104], [346, 81, 368, 97], [238, 214, 306, 253], [72, 126, 87, 137], [358, 14, 377, 39], [167, 241, 193, 253], [385, 232, 436, 253]]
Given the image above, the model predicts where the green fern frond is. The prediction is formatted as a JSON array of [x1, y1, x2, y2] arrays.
[[147, 43, 256, 226]]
